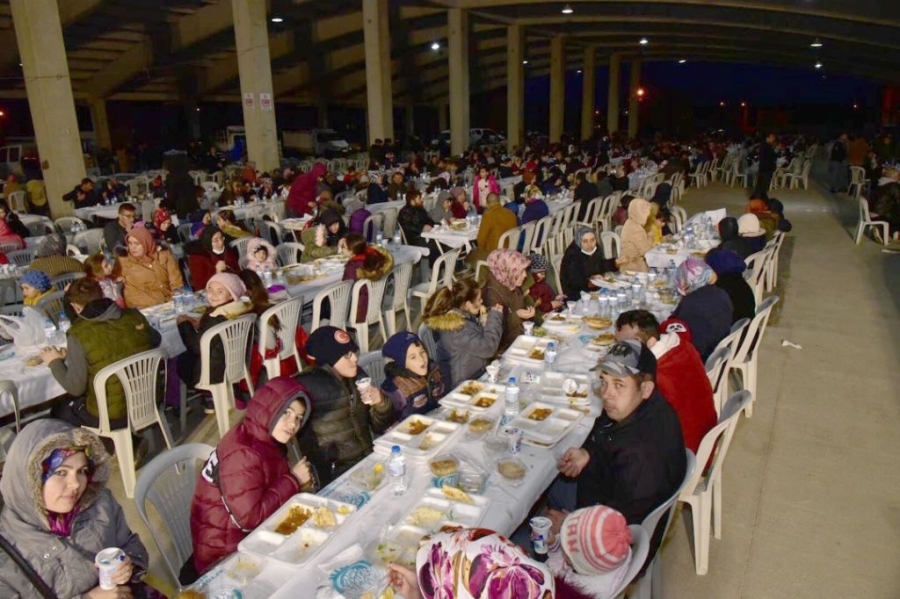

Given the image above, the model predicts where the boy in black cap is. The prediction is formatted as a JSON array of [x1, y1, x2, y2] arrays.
[[549, 339, 686, 562]]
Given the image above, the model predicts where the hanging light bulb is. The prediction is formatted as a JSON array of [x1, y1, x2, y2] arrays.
[[561, 4, 574, 14], [810, 38, 823, 48]]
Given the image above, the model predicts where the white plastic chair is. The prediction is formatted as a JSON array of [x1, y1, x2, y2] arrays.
[[730, 296, 779, 418], [574, 196, 603, 232], [600, 231, 621, 260], [362, 213, 384, 243], [607, 525, 650, 598], [706, 317, 749, 414], [632, 449, 697, 599], [55, 216, 86, 234], [0, 381, 21, 461], [529, 216, 552, 253], [276, 242, 305, 267], [519, 221, 537, 255], [310, 280, 353, 332], [196, 314, 257, 438], [410, 248, 459, 315], [497, 226, 522, 250], [357, 351, 388, 395], [85, 348, 174, 498], [347, 278, 389, 353], [384, 261, 414, 336], [417, 322, 438, 363], [597, 194, 618, 233], [847, 166, 868, 198], [855, 198, 889, 246], [704, 346, 732, 418], [743, 249, 771, 305], [134, 443, 214, 586], [5, 249, 33, 268], [6, 190, 27, 214], [764, 231, 785, 292], [229, 236, 253, 260], [257, 221, 283, 246], [36, 290, 66, 324], [678, 391, 752, 575], [258, 296, 304, 380], [73, 229, 104, 255], [729, 160, 748, 188], [550, 253, 564, 297], [50, 272, 84, 293], [380, 207, 399, 238], [788, 159, 811, 190]]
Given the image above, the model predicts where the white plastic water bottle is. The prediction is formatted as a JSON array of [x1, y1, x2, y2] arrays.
[[43, 318, 57, 346], [376, 233, 384, 247], [668, 259, 677, 285], [388, 446, 408, 496], [174, 289, 185, 314], [58, 313, 71, 334], [544, 342, 557, 371], [393, 230, 402, 245], [263, 266, 274, 288], [505, 377, 520, 419]]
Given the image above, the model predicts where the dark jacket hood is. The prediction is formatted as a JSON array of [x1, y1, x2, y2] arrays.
[[79, 298, 120, 322], [718, 217, 739, 242], [242, 376, 312, 444]]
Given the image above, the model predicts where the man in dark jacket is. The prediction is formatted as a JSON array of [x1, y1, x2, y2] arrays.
[[550, 339, 686, 563], [103, 202, 137, 256], [297, 326, 396, 485], [41, 278, 160, 429], [753, 133, 777, 200], [398, 188, 436, 249], [62, 178, 100, 207]]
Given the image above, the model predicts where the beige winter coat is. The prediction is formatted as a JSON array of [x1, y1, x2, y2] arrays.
[[617, 198, 652, 273]]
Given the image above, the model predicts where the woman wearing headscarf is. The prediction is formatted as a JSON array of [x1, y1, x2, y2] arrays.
[[380, 331, 446, 420], [716, 216, 755, 259], [560, 226, 606, 299], [616, 198, 653, 273], [297, 326, 396, 485], [190, 377, 314, 576], [117, 226, 185, 309], [215, 210, 251, 243], [152, 206, 180, 245], [0, 419, 149, 598], [671, 258, 734, 361], [29, 234, 85, 278], [482, 249, 535, 353], [186, 225, 241, 290], [300, 208, 347, 262], [705, 249, 756, 323], [737, 213, 767, 255], [386, 528, 556, 599]]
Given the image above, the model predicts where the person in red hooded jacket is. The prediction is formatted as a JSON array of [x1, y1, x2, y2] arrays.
[[614, 309, 717, 454], [286, 162, 327, 218], [189, 377, 315, 577]]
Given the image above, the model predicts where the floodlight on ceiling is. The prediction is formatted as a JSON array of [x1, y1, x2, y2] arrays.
[[523, 59, 529, 65], [815, 61, 823, 69], [431, 42, 440, 51], [561, 4, 574, 14], [271, 17, 283, 23], [810, 38, 823, 48], [639, 38, 649, 45], [577, 69, 582, 73], [678, 59, 686, 64]]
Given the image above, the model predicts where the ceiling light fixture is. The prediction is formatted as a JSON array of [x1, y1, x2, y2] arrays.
[[815, 61, 823, 69], [577, 69, 582, 73], [431, 42, 440, 51], [741, 101, 747, 107], [271, 17, 283, 23], [639, 38, 649, 45], [561, 4, 574, 14], [678, 59, 686, 64], [523, 59, 529, 65], [719, 101, 725, 107], [810, 38, 823, 48]]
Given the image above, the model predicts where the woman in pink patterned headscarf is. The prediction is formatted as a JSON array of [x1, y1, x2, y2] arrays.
[[482, 249, 535, 353]]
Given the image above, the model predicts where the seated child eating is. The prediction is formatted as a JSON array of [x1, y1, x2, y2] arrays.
[[528, 253, 565, 317]]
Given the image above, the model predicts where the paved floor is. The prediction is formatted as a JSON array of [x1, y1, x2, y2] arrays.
[[109, 172, 900, 597]]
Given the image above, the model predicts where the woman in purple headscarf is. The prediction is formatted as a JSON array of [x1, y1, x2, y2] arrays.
[[482, 249, 535, 353]]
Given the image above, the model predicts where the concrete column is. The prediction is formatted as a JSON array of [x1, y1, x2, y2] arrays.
[[405, 105, 415, 137], [232, 0, 279, 172], [549, 36, 565, 144], [627, 58, 642, 138], [580, 45, 596, 141], [89, 99, 112, 151], [363, 0, 394, 144], [607, 53, 621, 134], [448, 8, 470, 156], [506, 25, 525, 152], [10, 0, 85, 217], [437, 101, 449, 132]]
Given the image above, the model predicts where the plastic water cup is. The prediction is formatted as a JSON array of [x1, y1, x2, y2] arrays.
[[96, 548, 125, 590], [485, 364, 500, 383], [523, 321, 535, 336], [355, 378, 373, 404], [566, 301, 577, 315], [529, 516, 552, 556]]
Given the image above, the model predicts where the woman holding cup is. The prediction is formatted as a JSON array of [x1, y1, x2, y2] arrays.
[[296, 326, 397, 486], [0, 419, 148, 598]]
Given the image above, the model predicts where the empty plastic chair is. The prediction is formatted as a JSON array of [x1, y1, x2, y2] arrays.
[[347, 278, 389, 353], [678, 391, 752, 575], [197, 314, 257, 438], [730, 296, 779, 417], [704, 346, 732, 417], [276, 242, 305, 267], [84, 348, 175, 498], [383, 261, 414, 336], [855, 198, 889, 246], [310, 280, 353, 332], [410, 248, 459, 315], [134, 443, 214, 585], [258, 296, 304, 380]]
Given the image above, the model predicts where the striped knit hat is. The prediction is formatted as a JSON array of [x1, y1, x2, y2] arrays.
[[561, 505, 632, 575]]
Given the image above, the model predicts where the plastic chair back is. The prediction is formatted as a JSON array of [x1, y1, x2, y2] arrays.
[[519, 221, 537, 254], [6, 191, 27, 214], [50, 272, 84, 293], [6, 249, 33, 268], [362, 213, 384, 243], [530, 216, 552, 253], [600, 231, 621, 260], [54, 217, 86, 234], [258, 296, 304, 379], [94, 348, 169, 434], [705, 346, 732, 416], [36, 291, 66, 324], [607, 525, 651, 598], [550, 253, 563, 296], [197, 313, 256, 390], [417, 322, 438, 362], [0, 379, 21, 433], [229, 236, 253, 260], [73, 229, 104, 255], [732, 296, 779, 365], [358, 351, 388, 394], [134, 443, 214, 586], [311, 280, 353, 331], [380, 207, 399, 238], [277, 242, 305, 267], [497, 227, 522, 250], [258, 221, 282, 246]]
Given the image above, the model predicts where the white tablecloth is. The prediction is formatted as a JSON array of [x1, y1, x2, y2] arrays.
[[0, 346, 65, 417], [74, 203, 126, 221], [421, 224, 478, 252], [644, 239, 719, 269], [628, 169, 657, 191]]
